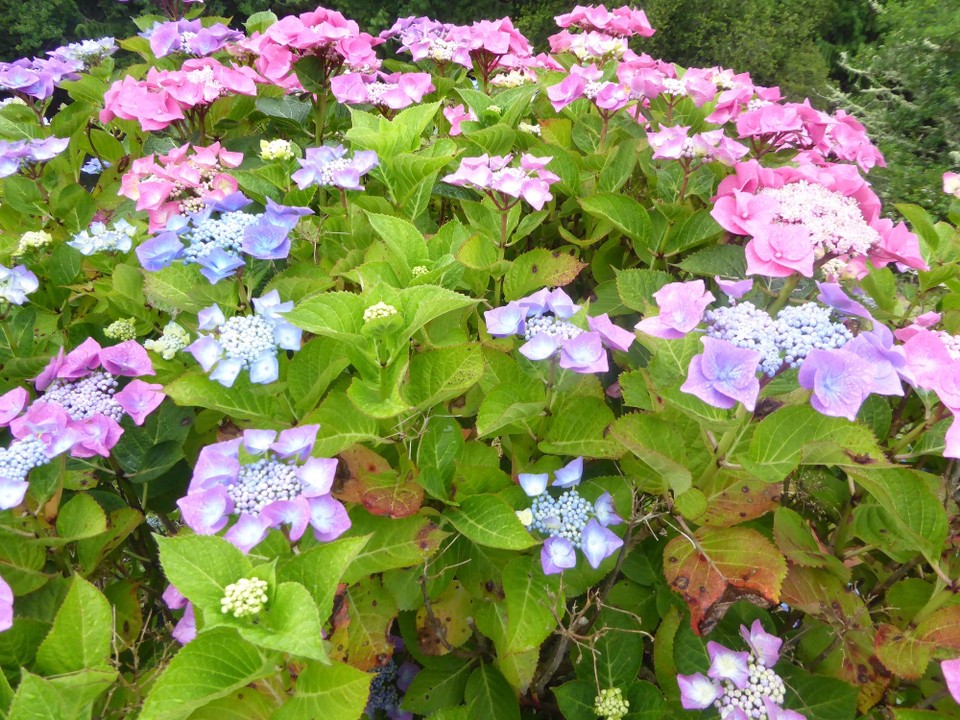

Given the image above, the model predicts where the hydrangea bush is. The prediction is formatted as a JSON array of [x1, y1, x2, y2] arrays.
[[1, 1, 960, 718]]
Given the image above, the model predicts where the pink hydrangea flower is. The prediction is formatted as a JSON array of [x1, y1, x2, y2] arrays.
[[442, 154, 559, 210], [330, 71, 434, 112], [636, 280, 714, 339]]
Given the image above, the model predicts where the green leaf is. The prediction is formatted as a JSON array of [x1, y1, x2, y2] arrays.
[[164, 372, 290, 425], [610, 413, 695, 494], [341, 509, 446, 583], [676, 244, 747, 278], [287, 338, 351, 416], [502, 556, 562, 653], [540, 395, 623, 459], [476, 382, 545, 438], [465, 664, 520, 720], [54, 493, 107, 542], [35, 576, 112, 675], [139, 629, 279, 720], [575, 607, 644, 687], [143, 264, 236, 315], [417, 416, 465, 501], [398, 285, 477, 342], [503, 249, 587, 300], [778, 666, 858, 720], [444, 495, 538, 550], [112, 401, 193, 483], [579, 194, 653, 262], [6, 673, 66, 720], [616, 269, 673, 312], [286, 292, 365, 340], [230, 582, 328, 662], [277, 536, 369, 620], [739, 405, 888, 483], [402, 657, 472, 715], [554, 680, 598, 720], [156, 535, 252, 611], [661, 209, 723, 256], [846, 467, 948, 565], [366, 212, 429, 273], [406, 345, 484, 409], [275, 660, 371, 720], [305, 392, 381, 457]]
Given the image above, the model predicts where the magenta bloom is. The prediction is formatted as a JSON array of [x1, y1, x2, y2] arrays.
[[797, 348, 872, 421], [682, 337, 762, 411], [636, 280, 714, 339], [0, 388, 28, 427], [0, 575, 12, 632], [745, 224, 815, 278], [331, 71, 434, 111], [114, 381, 166, 426], [944, 658, 960, 704], [177, 426, 349, 553], [555, 5, 655, 37]]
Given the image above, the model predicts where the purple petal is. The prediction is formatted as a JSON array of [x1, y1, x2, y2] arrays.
[[114, 380, 165, 425], [943, 658, 960, 704], [587, 314, 635, 352], [298, 457, 337, 496], [677, 673, 719, 710], [187, 336, 222, 372], [224, 513, 270, 553], [308, 495, 351, 541], [0, 387, 29, 426], [707, 641, 751, 688], [0, 479, 30, 510], [172, 603, 196, 644], [518, 472, 549, 497], [580, 518, 623, 569], [519, 333, 559, 361], [261, 496, 312, 541], [242, 429, 276, 455], [541, 536, 577, 575], [272, 425, 319, 461], [740, 620, 782, 667], [99, 341, 155, 377], [177, 485, 232, 534], [552, 457, 583, 488], [594, 492, 622, 526]]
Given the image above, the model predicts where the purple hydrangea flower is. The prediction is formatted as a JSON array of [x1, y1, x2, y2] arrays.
[[580, 518, 623, 568], [715, 276, 753, 299], [681, 336, 762, 411], [291, 145, 379, 191], [541, 536, 577, 574], [186, 291, 301, 387], [797, 348, 872, 421], [944, 657, 960, 704], [442, 153, 559, 210], [636, 280, 715, 339], [740, 619, 783, 668], [177, 426, 350, 553]]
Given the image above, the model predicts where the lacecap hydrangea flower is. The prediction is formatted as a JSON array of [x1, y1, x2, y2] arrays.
[[186, 290, 301, 387], [0, 137, 69, 178], [517, 457, 624, 574], [485, 287, 635, 374], [136, 193, 312, 283], [442, 153, 559, 211], [68, 218, 137, 256], [176, 425, 351, 552], [291, 145, 379, 191], [678, 620, 806, 720]]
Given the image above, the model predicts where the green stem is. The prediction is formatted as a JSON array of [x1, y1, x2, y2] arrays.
[[494, 206, 510, 306], [768, 274, 800, 315], [696, 405, 750, 485], [314, 91, 328, 144], [890, 406, 950, 455]]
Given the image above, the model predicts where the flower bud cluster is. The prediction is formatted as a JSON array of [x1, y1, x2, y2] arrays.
[[523, 313, 585, 347], [0, 436, 49, 490], [220, 577, 268, 618], [706, 301, 851, 376], [229, 457, 303, 515], [411, 265, 429, 277], [530, 488, 594, 547], [144, 322, 190, 360], [518, 121, 542, 136], [363, 302, 399, 322], [105, 318, 137, 342], [68, 219, 137, 256], [714, 654, 787, 720], [43, 371, 124, 423], [594, 687, 630, 720], [181, 210, 258, 265], [259, 139, 295, 162], [15, 230, 52, 254]]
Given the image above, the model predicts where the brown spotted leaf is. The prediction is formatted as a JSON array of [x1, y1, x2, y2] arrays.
[[662, 526, 786, 634], [336, 445, 423, 517], [415, 580, 473, 655], [331, 578, 397, 671], [502, 249, 587, 300], [698, 471, 781, 527]]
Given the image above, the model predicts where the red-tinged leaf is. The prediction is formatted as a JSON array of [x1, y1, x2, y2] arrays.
[[360, 472, 424, 519], [662, 527, 787, 634], [875, 606, 960, 679], [698, 471, 782, 527]]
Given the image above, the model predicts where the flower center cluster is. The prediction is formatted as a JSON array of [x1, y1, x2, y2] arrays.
[[145, 322, 191, 360], [43, 371, 123, 422], [707, 301, 851, 376], [227, 457, 303, 515], [760, 181, 880, 258], [363, 302, 399, 322], [364, 82, 399, 105], [217, 315, 278, 366], [0, 436, 48, 485], [523, 314, 584, 344], [715, 656, 787, 720], [531, 488, 593, 547], [181, 211, 259, 263]]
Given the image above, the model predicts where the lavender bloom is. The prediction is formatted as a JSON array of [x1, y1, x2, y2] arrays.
[[552, 456, 583, 488], [677, 625, 800, 719], [518, 472, 549, 496], [488, 288, 630, 376], [681, 337, 762, 412], [186, 291, 301, 387], [0, 388, 29, 426], [542, 537, 577, 574], [291, 146, 379, 191], [594, 492, 622, 525], [48, 38, 117, 66], [142, 19, 242, 58], [0, 435, 48, 509], [0, 138, 69, 177], [797, 348, 872, 421], [580, 518, 623, 568], [740, 620, 782, 668], [0, 264, 39, 305], [677, 673, 719, 710], [715, 276, 753, 299], [0, 58, 79, 99], [331, 71, 435, 111], [177, 426, 350, 553], [636, 280, 715, 339]]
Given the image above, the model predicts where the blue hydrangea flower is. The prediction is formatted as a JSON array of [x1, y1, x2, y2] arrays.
[[0, 264, 39, 305], [518, 457, 624, 574], [186, 291, 301, 387]]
